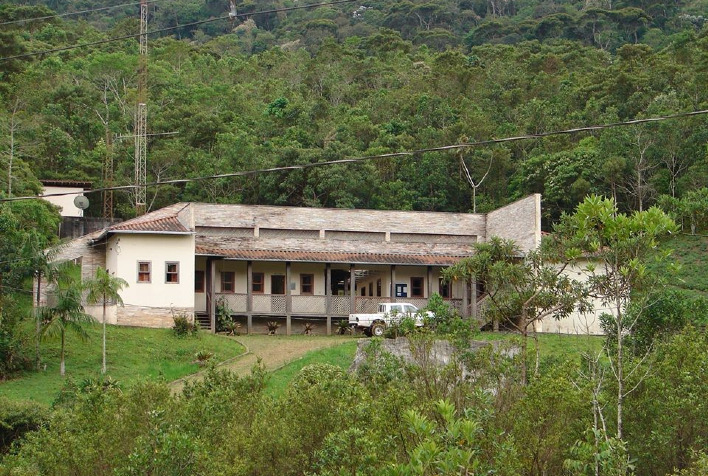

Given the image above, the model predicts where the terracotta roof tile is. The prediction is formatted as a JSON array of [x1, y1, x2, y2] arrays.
[[195, 246, 465, 265], [107, 203, 191, 233]]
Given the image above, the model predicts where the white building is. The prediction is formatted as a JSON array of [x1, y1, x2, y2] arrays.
[[54, 195, 547, 334]]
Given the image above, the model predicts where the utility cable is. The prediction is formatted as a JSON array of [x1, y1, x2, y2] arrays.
[[0, 0, 359, 62], [2, 108, 706, 203]]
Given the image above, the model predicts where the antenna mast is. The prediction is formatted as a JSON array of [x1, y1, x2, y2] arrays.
[[134, 0, 148, 215]]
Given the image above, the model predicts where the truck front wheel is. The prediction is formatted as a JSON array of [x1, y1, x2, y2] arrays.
[[370, 321, 386, 337]]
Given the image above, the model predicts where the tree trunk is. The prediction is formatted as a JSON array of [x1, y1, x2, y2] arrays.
[[102, 299, 107, 374], [616, 296, 624, 441], [60, 330, 66, 376], [521, 314, 528, 386], [36, 272, 42, 371]]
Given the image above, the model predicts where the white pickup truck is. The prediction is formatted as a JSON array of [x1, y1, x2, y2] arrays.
[[349, 302, 432, 337]]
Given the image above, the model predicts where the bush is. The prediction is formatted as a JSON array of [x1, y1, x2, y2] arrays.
[[215, 298, 238, 334], [172, 313, 199, 338], [0, 397, 48, 453]]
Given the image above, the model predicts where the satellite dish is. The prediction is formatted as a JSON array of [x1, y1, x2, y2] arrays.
[[74, 195, 89, 210]]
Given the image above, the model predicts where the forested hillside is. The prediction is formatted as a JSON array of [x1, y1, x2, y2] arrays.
[[1, 0, 707, 223]]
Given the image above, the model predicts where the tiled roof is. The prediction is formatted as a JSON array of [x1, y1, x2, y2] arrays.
[[195, 235, 473, 265], [105, 203, 192, 234], [191, 202, 486, 236], [195, 246, 466, 265]]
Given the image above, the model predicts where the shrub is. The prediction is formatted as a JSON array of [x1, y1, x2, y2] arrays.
[[193, 350, 214, 366], [215, 298, 237, 334], [172, 313, 198, 338], [266, 321, 280, 335], [0, 397, 48, 453]]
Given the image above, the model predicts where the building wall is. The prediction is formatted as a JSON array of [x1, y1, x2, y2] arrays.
[[107, 233, 195, 326], [40, 186, 86, 217], [535, 260, 612, 335], [486, 194, 541, 252]]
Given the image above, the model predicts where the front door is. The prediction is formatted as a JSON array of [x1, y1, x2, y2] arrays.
[[271, 275, 285, 295]]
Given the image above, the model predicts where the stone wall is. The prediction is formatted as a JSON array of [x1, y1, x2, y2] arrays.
[[485, 194, 541, 252], [117, 304, 194, 328]]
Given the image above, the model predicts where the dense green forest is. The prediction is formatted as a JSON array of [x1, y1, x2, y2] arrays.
[[0, 0, 707, 222], [1, 2, 708, 474]]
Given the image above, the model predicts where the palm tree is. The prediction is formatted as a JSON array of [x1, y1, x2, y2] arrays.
[[39, 276, 94, 376], [84, 267, 128, 374]]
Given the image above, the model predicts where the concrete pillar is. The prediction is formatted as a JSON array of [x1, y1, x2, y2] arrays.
[[471, 276, 478, 322], [246, 260, 253, 334], [390, 265, 397, 302], [427, 266, 433, 299], [462, 279, 469, 319], [286, 261, 292, 335], [207, 258, 216, 333], [326, 263, 332, 335], [349, 264, 355, 314]]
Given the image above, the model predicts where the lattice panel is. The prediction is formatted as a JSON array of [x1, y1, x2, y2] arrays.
[[252, 294, 272, 313], [331, 296, 350, 315], [271, 295, 286, 313], [216, 293, 247, 313], [407, 298, 429, 310], [292, 295, 326, 314], [355, 297, 387, 313]]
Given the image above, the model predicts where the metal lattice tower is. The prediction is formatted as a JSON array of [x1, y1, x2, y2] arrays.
[[134, 0, 148, 215]]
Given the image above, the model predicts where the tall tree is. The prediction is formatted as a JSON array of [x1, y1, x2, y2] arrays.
[[84, 267, 127, 374], [554, 195, 677, 440], [444, 236, 588, 384]]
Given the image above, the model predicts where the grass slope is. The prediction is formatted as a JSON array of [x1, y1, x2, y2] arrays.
[[266, 333, 603, 397], [265, 340, 359, 397], [651, 233, 708, 297], [0, 323, 244, 405]]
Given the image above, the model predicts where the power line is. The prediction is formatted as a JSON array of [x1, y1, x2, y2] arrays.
[[0, 1, 155, 27], [0, 0, 359, 62], [3, 109, 706, 204]]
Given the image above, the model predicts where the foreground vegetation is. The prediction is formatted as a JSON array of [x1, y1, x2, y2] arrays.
[[0, 326, 705, 475], [0, 324, 244, 405]]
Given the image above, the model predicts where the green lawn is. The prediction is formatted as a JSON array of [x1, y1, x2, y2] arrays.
[[266, 340, 359, 397], [650, 233, 708, 297], [0, 323, 244, 405]]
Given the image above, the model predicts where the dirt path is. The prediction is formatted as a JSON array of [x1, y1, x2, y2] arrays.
[[169, 335, 353, 394]]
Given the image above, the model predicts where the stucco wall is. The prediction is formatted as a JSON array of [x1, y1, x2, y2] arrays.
[[535, 261, 613, 335], [485, 194, 541, 252], [41, 186, 86, 217], [107, 233, 195, 312]]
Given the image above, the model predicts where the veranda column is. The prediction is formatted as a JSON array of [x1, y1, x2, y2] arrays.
[[326, 263, 332, 335], [286, 261, 292, 335], [427, 266, 433, 300], [390, 265, 397, 303], [471, 276, 478, 323], [462, 279, 469, 318], [207, 258, 216, 333], [349, 264, 355, 315], [246, 260, 253, 334]]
